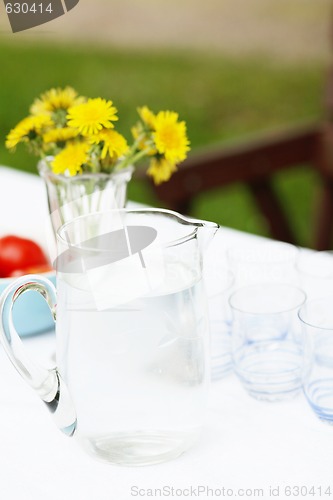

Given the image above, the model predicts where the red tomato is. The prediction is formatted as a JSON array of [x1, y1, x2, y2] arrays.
[[0, 235, 49, 278]]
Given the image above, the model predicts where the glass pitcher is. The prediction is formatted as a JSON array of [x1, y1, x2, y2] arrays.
[[0, 209, 218, 466]]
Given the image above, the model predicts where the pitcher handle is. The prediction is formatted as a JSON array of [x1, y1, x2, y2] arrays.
[[0, 275, 77, 436]]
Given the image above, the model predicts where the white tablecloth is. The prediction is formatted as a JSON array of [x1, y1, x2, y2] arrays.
[[0, 166, 331, 500]]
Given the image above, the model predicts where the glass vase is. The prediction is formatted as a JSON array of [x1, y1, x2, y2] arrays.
[[38, 159, 134, 235]]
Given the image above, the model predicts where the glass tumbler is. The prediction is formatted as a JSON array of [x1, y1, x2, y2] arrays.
[[299, 298, 333, 424], [227, 240, 298, 288], [297, 250, 333, 299], [203, 262, 234, 380], [230, 284, 306, 401]]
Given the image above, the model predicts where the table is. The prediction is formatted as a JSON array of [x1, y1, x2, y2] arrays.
[[0, 166, 332, 500]]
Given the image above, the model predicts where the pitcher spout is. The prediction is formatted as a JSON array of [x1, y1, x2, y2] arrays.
[[196, 219, 219, 252], [141, 208, 219, 251], [175, 211, 219, 252]]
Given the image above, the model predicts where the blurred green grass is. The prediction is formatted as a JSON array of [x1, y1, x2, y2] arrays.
[[0, 40, 325, 246]]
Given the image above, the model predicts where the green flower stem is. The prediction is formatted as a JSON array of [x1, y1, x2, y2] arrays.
[[115, 148, 150, 171], [115, 132, 154, 171]]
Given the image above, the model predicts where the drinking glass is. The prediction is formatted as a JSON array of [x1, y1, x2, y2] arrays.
[[227, 240, 298, 288], [297, 250, 333, 299], [299, 298, 333, 424], [203, 262, 234, 380], [230, 284, 306, 401]]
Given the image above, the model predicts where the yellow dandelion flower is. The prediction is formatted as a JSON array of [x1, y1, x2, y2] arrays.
[[43, 127, 79, 144], [51, 142, 90, 176], [138, 106, 156, 129], [89, 129, 129, 160], [153, 111, 190, 164], [30, 87, 85, 115], [67, 98, 118, 136], [6, 115, 54, 150], [147, 157, 177, 185], [131, 124, 140, 141]]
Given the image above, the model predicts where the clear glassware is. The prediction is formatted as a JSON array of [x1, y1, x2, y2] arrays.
[[0, 208, 218, 466], [227, 240, 299, 288], [296, 250, 333, 299], [299, 298, 333, 424], [203, 262, 234, 380], [230, 284, 306, 401], [38, 159, 134, 235]]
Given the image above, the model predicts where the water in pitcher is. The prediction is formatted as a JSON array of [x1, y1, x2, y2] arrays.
[[56, 261, 209, 465]]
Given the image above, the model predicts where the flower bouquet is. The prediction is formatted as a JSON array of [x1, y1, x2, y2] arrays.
[[6, 87, 190, 231], [6, 86, 190, 184]]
